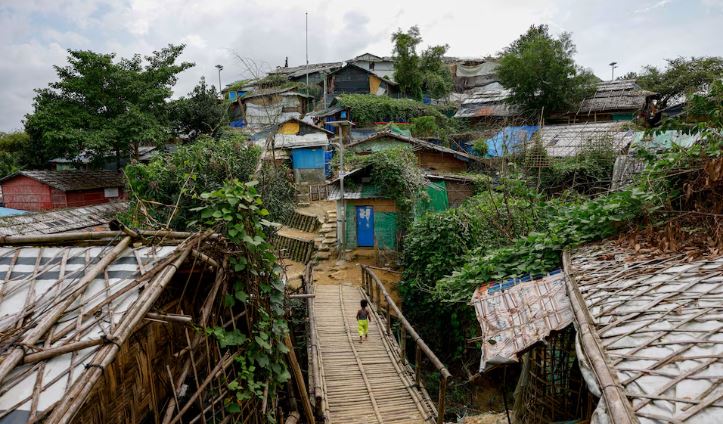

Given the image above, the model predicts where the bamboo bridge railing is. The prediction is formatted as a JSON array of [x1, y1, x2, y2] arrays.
[[360, 265, 452, 424]]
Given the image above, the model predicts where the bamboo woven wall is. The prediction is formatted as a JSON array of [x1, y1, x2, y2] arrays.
[[512, 325, 595, 424]]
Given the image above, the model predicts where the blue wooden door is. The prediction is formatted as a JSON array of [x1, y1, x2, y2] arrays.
[[356, 206, 374, 247]]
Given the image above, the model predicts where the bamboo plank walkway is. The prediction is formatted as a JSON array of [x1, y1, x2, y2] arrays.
[[313, 284, 435, 424]]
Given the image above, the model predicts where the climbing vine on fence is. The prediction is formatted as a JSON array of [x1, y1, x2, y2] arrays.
[[194, 180, 290, 419]]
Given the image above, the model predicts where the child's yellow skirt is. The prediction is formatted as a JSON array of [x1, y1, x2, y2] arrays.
[[357, 319, 369, 336]]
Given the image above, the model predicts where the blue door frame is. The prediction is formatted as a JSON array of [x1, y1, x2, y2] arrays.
[[356, 206, 374, 247]]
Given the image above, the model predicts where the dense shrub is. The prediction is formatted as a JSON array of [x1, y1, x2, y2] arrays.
[[336, 94, 447, 126], [124, 132, 295, 229], [410, 116, 439, 138]]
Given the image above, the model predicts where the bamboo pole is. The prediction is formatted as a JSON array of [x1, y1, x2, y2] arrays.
[[0, 236, 132, 386], [0, 230, 193, 245], [22, 338, 105, 364], [284, 334, 315, 424], [562, 250, 638, 424], [437, 375, 447, 424]]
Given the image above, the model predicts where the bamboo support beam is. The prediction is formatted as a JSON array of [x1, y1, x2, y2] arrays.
[[284, 334, 315, 424], [562, 250, 638, 424], [22, 338, 105, 364]]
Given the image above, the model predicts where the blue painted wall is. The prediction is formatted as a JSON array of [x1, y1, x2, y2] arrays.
[[291, 148, 326, 169]]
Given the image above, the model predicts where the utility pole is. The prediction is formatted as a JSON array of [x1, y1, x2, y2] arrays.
[[327, 120, 352, 256], [609, 61, 618, 81], [215, 64, 224, 97], [305, 12, 309, 93]]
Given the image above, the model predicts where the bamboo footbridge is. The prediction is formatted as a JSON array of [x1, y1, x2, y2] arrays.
[[302, 265, 451, 424]]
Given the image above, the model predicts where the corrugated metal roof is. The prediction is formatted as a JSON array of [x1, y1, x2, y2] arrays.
[[269, 62, 343, 79], [568, 240, 723, 423], [0, 170, 124, 191], [327, 183, 384, 201], [272, 133, 329, 149], [0, 202, 127, 236], [454, 86, 520, 118]]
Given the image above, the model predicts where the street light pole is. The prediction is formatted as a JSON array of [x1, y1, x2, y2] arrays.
[[215, 64, 224, 96], [609, 61, 618, 81]]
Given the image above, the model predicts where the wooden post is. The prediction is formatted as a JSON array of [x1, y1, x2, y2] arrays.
[[437, 375, 447, 424], [400, 325, 406, 365], [284, 334, 315, 424], [415, 345, 422, 386], [385, 300, 391, 335]]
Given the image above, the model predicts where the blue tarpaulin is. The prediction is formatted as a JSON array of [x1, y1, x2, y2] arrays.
[[0, 207, 28, 218], [230, 119, 246, 128], [485, 126, 539, 157]]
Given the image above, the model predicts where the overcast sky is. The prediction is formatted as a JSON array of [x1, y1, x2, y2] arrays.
[[1, 0, 721, 131]]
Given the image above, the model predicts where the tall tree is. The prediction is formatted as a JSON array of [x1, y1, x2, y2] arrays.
[[635, 56, 723, 107], [0, 132, 29, 178], [169, 77, 227, 140], [392, 26, 453, 100], [24, 45, 193, 168], [497, 25, 597, 116]]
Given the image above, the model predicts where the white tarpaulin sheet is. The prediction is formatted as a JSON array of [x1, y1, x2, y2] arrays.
[[570, 241, 723, 424]]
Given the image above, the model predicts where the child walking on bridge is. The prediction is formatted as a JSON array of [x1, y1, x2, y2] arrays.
[[357, 299, 369, 343]]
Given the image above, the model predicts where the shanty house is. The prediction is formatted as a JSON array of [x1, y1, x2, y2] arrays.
[[0, 170, 125, 212], [348, 53, 396, 80], [446, 58, 499, 93], [566, 79, 656, 123], [347, 131, 480, 174], [327, 133, 480, 250], [325, 63, 399, 101], [240, 87, 313, 130], [263, 117, 334, 183], [454, 82, 521, 121]]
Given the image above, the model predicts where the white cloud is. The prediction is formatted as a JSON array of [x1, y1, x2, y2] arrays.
[[0, 0, 721, 131]]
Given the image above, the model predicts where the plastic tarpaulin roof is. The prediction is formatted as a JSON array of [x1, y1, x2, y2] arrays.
[[471, 270, 574, 372], [568, 240, 723, 424], [484, 126, 539, 157], [631, 130, 701, 151]]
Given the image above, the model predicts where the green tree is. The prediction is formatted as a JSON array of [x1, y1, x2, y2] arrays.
[[24, 45, 193, 168], [636, 56, 723, 107], [169, 77, 227, 139], [497, 24, 597, 116], [0, 132, 30, 178], [392, 26, 453, 100]]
